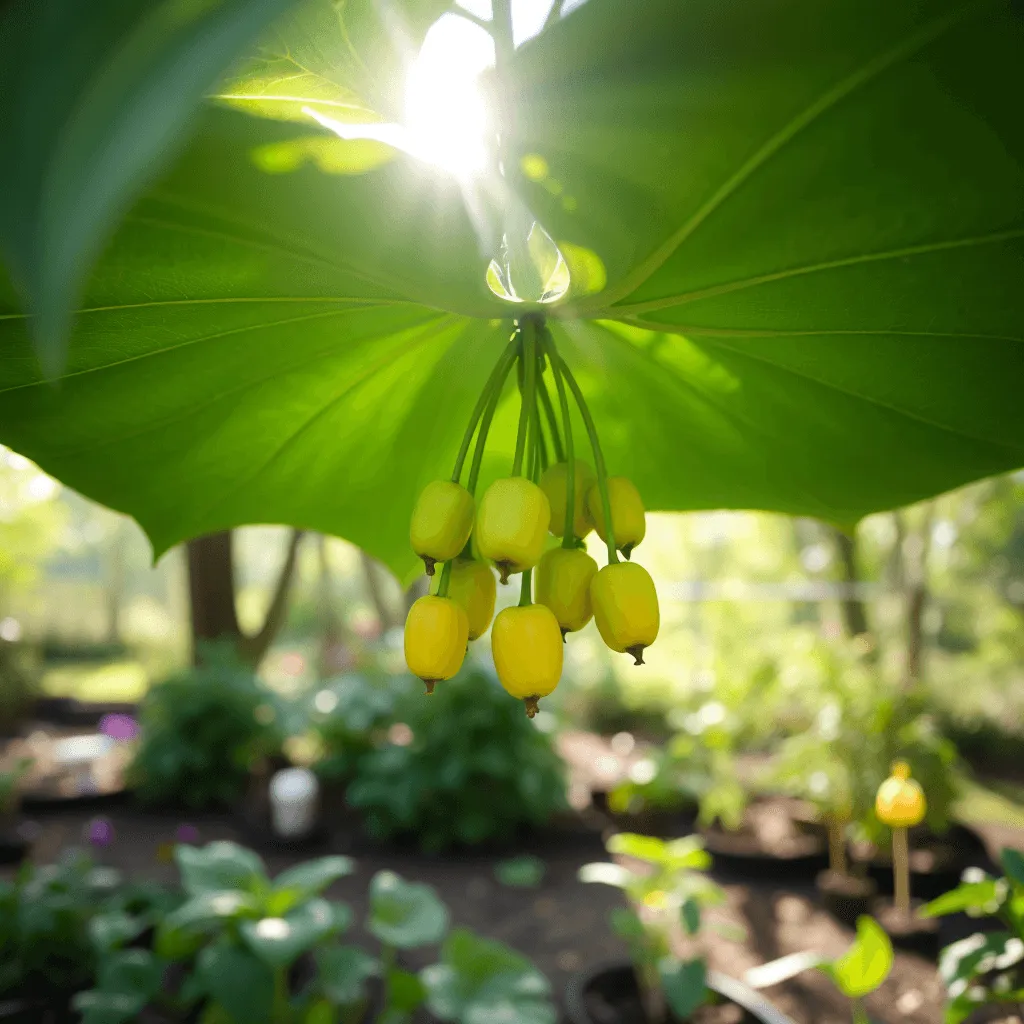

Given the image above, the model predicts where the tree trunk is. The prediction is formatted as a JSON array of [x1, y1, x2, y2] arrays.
[[186, 532, 240, 661], [186, 529, 304, 668], [903, 504, 935, 686], [361, 552, 397, 633], [831, 526, 871, 641]]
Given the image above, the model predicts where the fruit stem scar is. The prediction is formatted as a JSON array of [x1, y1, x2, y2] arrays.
[[551, 343, 619, 563], [627, 644, 645, 666], [524, 695, 540, 718]]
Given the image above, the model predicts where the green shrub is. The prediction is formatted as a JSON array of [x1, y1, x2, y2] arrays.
[[309, 672, 413, 783], [127, 645, 283, 809], [347, 669, 567, 851], [0, 851, 128, 1001], [0, 638, 39, 732]]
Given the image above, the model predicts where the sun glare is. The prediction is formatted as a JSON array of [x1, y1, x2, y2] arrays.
[[402, 15, 495, 176]]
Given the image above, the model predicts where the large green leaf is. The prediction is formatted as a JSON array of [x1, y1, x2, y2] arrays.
[[0, 0, 299, 373], [0, 0, 1022, 575]]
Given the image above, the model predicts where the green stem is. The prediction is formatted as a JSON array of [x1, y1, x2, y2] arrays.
[[519, 568, 533, 606], [536, 360, 565, 463], [512, 318, 538, 477], [551, 344, 618, 562], [436, 558, 454, 599], [542, 328, 577, 549], [451, 337, 518, 484], [272, 966, 288, 1023], [467, 339, 517, 497], [852, 998, 869, 1024]]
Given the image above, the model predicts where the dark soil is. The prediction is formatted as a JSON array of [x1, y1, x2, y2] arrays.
[[871, 899, 941, 960], [580, 965, 748, 1024], [6, 800, 1014, 1024], [700, 799, 828, 875], [815, 870, 876, 928]]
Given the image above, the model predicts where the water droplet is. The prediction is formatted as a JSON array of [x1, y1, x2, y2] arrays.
[[486, 203, 569, 304]]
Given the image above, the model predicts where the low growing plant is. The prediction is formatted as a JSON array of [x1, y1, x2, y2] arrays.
[[580, 832, 732, 1022], [128, 644, 284, 809], [922, 848, 1024, 1024], [76, 840, 557, 1024], [347, 668, 567, 851], [0, 850, 127, 1004], [745, 915, 893, 1024]]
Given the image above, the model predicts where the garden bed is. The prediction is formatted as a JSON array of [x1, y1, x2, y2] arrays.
[[3, 803, 1002, 1024]]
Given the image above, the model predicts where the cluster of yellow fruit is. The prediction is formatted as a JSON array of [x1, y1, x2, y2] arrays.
[[404, 313, 660, 717]]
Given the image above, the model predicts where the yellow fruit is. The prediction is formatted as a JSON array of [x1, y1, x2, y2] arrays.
[[446, 559, 496, 640], [410, 480, 475, 575], [587, 477, 646, 559], [403, 596, 468, 693], [540, 460, 596, 540], [535, 547, 598, 635], [491, 604, 564, 716], [590, 561, 659, 664], [475, 477, 551, 584], [875, 762, 927, 828]]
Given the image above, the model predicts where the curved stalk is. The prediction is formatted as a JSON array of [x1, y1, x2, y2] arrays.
[[467, 341, 518, 497], [550, 345, 618, 562], [436, 556, 454, 599], [536, 362, 565, 463], [451, 337, 518, 484], [519, 568, 533, 607], [512, 317, 538, 477], [541, 328, 578, 550]]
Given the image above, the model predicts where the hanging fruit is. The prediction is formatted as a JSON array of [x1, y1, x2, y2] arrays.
[[446, 558, 497, 640], [588, 476, 646, 559], [402, 312, 659, 716], [590, 561, 660, 665], [410, 480, 475, 575], [535, 546, 598, 636], [475, 476, 551, 584], [404, 595, 468, 694], [540, 459, 595, 540], [491, 602, 564, 717]]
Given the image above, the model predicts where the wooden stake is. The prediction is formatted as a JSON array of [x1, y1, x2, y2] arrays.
[[893, 826, 910, 918]]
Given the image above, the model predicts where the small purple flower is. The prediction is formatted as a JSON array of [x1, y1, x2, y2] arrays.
[[175, 823, 200, 844], [86, 817, 115, 848], [99, 713, 140, 742]]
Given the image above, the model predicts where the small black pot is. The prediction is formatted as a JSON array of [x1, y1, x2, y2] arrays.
[[565, 961, 796, 1024], [816, 870, 877, 928]]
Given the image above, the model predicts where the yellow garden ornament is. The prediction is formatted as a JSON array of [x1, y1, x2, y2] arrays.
[[875, 761, 926, 918], [587, 476, 646, 559], [535, 546, 598, 636], [540, 459, 595, 540], [491, 603, 564, 717], [875, 761, 926, 828], [409, 480, 475, 575], [475, 476, 551, 584], [403, 595, 468, 694], [590, 561, 660, 664], [445, 558, 496, 640]]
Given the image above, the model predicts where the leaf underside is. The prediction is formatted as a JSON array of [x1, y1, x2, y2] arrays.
[[0, 0, 1021, 576]]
